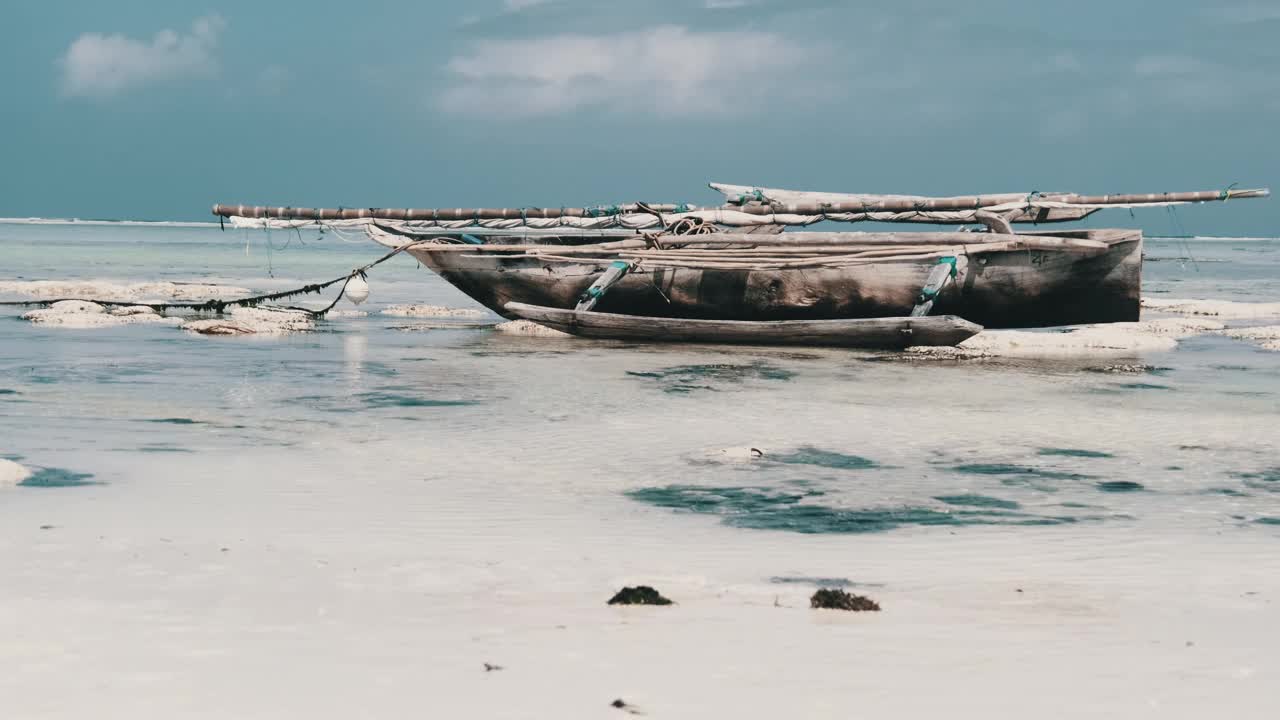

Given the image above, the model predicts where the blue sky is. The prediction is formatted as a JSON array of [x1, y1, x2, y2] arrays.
[[3, 0, 1277, 233]]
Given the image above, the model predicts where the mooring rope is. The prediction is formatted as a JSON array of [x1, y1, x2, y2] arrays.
[[0, 240, 430, 318]]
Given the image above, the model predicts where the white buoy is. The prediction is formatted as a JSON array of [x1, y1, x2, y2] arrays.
[[345, 275, 370, 305]]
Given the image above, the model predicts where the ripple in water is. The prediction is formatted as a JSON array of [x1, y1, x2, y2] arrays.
[[1096, 481, 1146, 493], [626, 362, 795, 394], [934, 494, 1021, 510], [20, 467, 98, 488], [1038, 448, 1115, 459], [627, 485, 1081, 534], [951, 463, 1095, 481], [770, 446, 881, 471]]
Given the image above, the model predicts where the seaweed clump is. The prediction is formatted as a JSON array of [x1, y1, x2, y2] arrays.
[[810, 588, 881, 612], [608, 586, 673, 606]]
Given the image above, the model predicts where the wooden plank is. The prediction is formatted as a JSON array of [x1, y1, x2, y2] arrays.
[[504, 302, 982, 349]]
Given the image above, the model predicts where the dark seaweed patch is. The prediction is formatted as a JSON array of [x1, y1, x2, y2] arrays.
[[1256, 517, 1280, 526], [607, 586, 673, 606], [1204, 488, 1248, 496], [143, 417, 203, 425], [20, 468, 98, 488], [934, 494, 1021, 510], [625, 362, 795, 394], [1097, 481, 1146, 493], [771, 446, 880, 471], [1038, 448, 1115, 459], [1116, 382, 1173, 391], [1165, 465, 1184, 471], [951, 464, 1093, 481], [810, 588, 880, 611], [0, 389, 18, 395], [627, 485, 1077, 534]]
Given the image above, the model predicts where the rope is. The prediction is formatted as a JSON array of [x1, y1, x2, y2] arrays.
[[0, 240, 430, 318]]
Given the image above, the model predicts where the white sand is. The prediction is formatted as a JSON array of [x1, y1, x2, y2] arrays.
[[494, 319, 571, 337], [1, 444, 1275, 719], [0, 280, 252, 302], [1142, 297, 1280, 320], [382, 304, 490, 318], [0, 458, 31, 486], [21, 301, 183, 329], [182, 307, 315, 336], [912, 317, 1225, 358]]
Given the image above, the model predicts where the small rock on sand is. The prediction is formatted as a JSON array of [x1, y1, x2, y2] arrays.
[[493, 319, 570, 337], [381, 304, 489, 318], [182, 307, 314, 336], [0, 458, 32, 486]]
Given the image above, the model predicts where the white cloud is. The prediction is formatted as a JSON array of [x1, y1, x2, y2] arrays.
[[439, 25, 821, 117], [59, 15, 226, 99], [503, 0, 554, 10]]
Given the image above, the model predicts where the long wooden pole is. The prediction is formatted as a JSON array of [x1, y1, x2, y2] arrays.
[[211, 188, 1268, 221]]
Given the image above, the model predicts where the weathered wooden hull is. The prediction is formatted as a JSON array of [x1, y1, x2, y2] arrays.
[[408, 229, 1141, 329], [505, 303, 982, 348]]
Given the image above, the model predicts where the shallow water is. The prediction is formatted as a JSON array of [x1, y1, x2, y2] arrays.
[[2, 224, 1280, 718]]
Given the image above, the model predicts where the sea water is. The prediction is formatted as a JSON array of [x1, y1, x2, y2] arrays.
[[2, 223, 1278, 718]]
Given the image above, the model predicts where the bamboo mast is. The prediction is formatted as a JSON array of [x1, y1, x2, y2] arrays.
[[211, 188, 1268, 222]]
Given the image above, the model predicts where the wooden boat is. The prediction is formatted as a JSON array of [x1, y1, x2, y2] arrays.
[[399, 229, 1143, 328], [211, 185, 1266, 329], [504, 302, 983, 348]]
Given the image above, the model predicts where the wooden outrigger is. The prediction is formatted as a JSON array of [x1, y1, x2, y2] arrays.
[[504, 303, 983, 348]]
